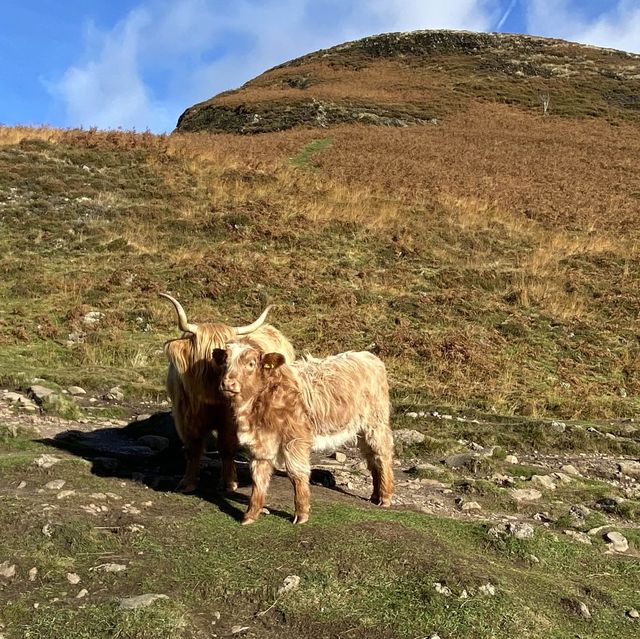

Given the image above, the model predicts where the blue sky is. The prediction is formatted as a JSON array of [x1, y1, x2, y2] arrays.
[[2, 0, 639, 132]]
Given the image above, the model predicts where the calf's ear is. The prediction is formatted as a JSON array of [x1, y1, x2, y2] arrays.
[[211, 348, 227, 366], [262, 352, 286, 371]]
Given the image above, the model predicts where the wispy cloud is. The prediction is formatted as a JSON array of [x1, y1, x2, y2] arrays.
[[495, 0, 517, 31], [526, 0, 640, 53], [49, 0, 501, 132]]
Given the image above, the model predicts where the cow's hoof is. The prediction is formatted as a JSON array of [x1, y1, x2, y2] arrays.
[[176, 480, 198, 494], [241, 516, 256, 525], [293, 514, 309, 525], [224, 482, 239, 494]]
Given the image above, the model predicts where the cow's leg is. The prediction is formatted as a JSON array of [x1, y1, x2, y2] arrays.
[[244, 459, 273, 524], [218, 419, 239, 493], [177, 430, 207, 494], [359, 429, 394, 507], [284, 445, 311, 524]]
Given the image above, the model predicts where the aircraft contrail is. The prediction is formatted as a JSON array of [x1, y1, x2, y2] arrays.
[[496, 0, 518, 31]]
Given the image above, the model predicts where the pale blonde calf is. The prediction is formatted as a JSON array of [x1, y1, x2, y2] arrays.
[[214, 343, 394, 524]]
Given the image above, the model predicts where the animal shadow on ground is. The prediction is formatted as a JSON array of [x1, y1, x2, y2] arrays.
[[43, 412, 345, 523]]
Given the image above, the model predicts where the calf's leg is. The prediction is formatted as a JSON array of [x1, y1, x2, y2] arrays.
[[244, 459, 273, 524], [218, 419, 239, 493], [359, 428, 394, 507], [284, 444, 311, 524]]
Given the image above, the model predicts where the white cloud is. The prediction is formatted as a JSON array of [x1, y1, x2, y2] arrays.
[[50, 0, 501, 132], [526, 0, 640, 53]]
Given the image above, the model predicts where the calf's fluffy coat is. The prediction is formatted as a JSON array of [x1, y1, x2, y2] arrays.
[[215, 343, 394, 524]]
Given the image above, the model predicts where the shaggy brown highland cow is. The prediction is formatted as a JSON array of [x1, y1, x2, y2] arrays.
[[161, 294, 294, 493]]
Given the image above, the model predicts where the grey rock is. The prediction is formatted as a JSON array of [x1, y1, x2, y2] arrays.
[[550, 421, 566, 433], [510, 488, 542, 502], [77, 588, 89, 599], [579, 601, 591, 619], [433, 582, 452, 597], [67, 386, 86, 396], [57, 490, 75, 499], [137, 435, 170, 452], [96, 563, 127, 573], [405, 411, 419, 419], [333, 451, 347, 463], [443, 453, 483, 472], [563, 530, 592, 545], [28, 567, 38, 581], [393, 429, 425, 445], [552, 472, 573, 484], [66, 573, 81, 584], [531, 475, 556, 490], [82, 311, 105, 326], [34, 454, 61, 469], [45, 479, 66, 490], [605, 531, 629, 552], [488, 522, 534, 539], [619, 461, 640, 478], [118, 593, 168, 610], [626, 608, 639, 620], [28, 385, 57, 404], [479, 583, 496, 596], [0, 562, 16, 578], [103, 386, 124, 401], [461, 501, 482, 512], [505, 455, 519, 464]]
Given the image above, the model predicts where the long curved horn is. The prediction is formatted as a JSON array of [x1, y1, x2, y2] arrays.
[[235, 305, 273, 335], [159, 293, 199, 334]]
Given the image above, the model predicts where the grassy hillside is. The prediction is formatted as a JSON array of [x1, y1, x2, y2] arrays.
[[0, 101, 639, 418], [177, 30, 640, 133]]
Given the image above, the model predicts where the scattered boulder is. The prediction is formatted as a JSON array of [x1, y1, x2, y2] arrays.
[[531, 475, 556, 490], [619, 461, 640, 478], [560, 464, 581, 476], [510, 488, 542, 502], [626, 608, 639, 620], [563, 530, 592, 545], [549, 421, 566, 433], [578, 601, 591, 620], [67, 386, 86, 396], [393, 429, 425, 445], [57, 490, 75, 499], [103, 386, 124, 402], [28, 567, 38, 581], [443, 453, 484, 473], [82, 311, 105, 326], [77, 589, 89, 599], [34, 454, 61, 469], [605, 531, 629, 553], [66, 573, 81, 584], [45, 479, 66, 490], [433, 582, 452, 597], [28, 385, 60, 405], [118, 593, 168, 610], [488, 522, 534, 540], [504, 455, 519, 464], [277, 574, 301, 596], [333, 451, 347, 463], [95, 563, 127, 573], [405, 412, 419, 419], [479, 583, 496, 596]]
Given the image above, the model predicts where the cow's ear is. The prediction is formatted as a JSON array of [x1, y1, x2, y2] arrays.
[[262, 352, 286, 371], [211, 348, 227, 367]]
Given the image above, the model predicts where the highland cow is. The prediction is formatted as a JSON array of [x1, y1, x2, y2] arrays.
[[213, 342, 394, 524], [161, 293, 294, 493]]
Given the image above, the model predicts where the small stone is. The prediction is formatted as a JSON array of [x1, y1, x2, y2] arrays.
[[45, 479, 66, 490], [550, 421, 566, 433], [605, 531, 629, 553], [0, 562, 16, 579], [505, 455, 519, 464], [626, 608, 639, 620], [103, 386, 124, 401], [57, 490, 75, 499], [17, 481, 27, 489], [212, 611, 221, 621], [28, 385, 57, 404], [531, 475, 556, 490], [42, 524, 53, 537], [34, 454, 61, 469], [479, 583, 496, 596], [96, 563, 127, 573], [333, 452, 347, 463], [82, 311, 105, 326], [76, 588, 88, 599], [578, 601, 591, 619], [66, 573, 81, 584], [393, 429, 425, 445], [28, 567, 38, 581], [67, 386, 86, 396], [231, 625, 250, 635], [433, 582, 452, 597], [511, 488, 542, 502], [461, 501, 482, 512], [563, 530, 592, 545], [127, 524, 145, 533], [405, 411, 419, 419], [277, 574, 301, 596], [443, 453, 483, 472], [488, 522, 534, 539], [118, 593, 168, 610], [560, 464, 581, 476], [529, 554, 540, 563]]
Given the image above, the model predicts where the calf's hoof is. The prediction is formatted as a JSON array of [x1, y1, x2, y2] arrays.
[[242, 515, 257, 525], [224, 481, 239, 494], [293, 513, 309, 525]]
